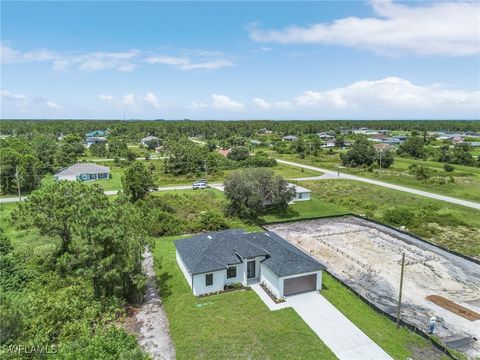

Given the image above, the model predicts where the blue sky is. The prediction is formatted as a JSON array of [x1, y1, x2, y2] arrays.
[[1, 1, 479, 120]]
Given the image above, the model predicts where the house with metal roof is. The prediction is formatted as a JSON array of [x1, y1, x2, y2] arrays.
[[54, 163, 110, 182], [175, 229, 325, 298]]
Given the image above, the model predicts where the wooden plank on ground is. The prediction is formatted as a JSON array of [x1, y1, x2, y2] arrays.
[[426, 295, 480, 321]]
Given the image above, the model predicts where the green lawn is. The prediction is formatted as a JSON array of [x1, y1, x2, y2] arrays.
[[153, 236, 337, 360], [272, 153, 480, 203], [260, 195, 347, 223], [302, 180, 480, 258], [321, 274, 451, 360]]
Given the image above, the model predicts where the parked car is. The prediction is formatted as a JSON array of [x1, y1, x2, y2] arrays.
[[192, 179, 209, 190]]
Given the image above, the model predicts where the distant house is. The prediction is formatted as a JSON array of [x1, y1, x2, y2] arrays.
[[85, 136, 107, 148], [466, 142, 480, 147], [368, 133, 389, 142], [381, 137, 401, 145], [141, 136, 160, 147], [54, 163, 110, 182], [175, 229, 325, 297], [321, 141, 335, 148], [451, 136, 464, 144], [250, 139, 262, 145], [86, 130, 106, 138], [288, 183, 311, 202], [218, 148, 231, 157], [283, 135, 298, 142], [258, 128, 272, 135], [316, 132, 333, 140], [373, 143, 393, 152]]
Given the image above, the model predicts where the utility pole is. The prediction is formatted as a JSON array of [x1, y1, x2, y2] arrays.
[[15, 166, 21, 202], [396, 252, 405, 329]]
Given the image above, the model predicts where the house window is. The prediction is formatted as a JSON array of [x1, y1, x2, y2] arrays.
[[226, 266, 237, 279], [205, 273, 213, 286], [298, 192, 303, 199]]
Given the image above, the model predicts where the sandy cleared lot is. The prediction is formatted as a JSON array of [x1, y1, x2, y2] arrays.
[[265, 216, 480, 358]]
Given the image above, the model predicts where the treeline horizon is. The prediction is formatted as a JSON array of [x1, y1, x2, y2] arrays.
[[1, 119, 479, 139]]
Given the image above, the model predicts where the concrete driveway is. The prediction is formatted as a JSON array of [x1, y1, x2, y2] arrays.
[[286, 292, 392, 360]]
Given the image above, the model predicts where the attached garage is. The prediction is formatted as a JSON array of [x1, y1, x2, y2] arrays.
[[283, 273, 317, 296]]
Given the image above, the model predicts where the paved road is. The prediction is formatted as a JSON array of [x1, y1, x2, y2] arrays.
[[277, 159, 480, 210], [1, 184, 223, 203], [287, 292, 392, 360]]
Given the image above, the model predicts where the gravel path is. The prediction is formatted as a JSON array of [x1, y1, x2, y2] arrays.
[[126, 248, 176, 360]]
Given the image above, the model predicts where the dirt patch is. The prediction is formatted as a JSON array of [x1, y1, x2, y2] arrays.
[[265, 217, 480, 359], [124, 248, 175, 360]]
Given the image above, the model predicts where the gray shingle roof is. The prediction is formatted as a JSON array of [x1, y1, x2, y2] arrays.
[[175, 229, 325, 277], [55, 163, 110, 177], [142, 136, 160, 142]]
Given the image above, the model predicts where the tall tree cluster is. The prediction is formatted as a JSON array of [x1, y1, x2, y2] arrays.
[[224, 168, 295, 218], [12, 181, 147, 302]]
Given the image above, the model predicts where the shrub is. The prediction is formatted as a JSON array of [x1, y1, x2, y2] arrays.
[[443, 163, 455, 172], [199, 210, 228, 231], [383, 207, 416, 227]]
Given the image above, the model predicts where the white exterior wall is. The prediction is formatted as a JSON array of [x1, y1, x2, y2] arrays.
[[279, 270, 322, 298], [176, 251, 192, 289], [260, 264, 281, 299], [224, 262, 244, 286], [294, 191, 311, 201], [192, 270, 225, 296]]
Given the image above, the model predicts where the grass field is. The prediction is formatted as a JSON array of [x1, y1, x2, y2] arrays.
[[260, 195, 347, 223], [153, 236, 337, 360], [272, 153, 480, 202], [301, 180, 480, 258]]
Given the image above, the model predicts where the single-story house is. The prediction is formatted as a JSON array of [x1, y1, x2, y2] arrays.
[[250, 139, 262, 145], [381, 137, 401, 145], [85, 136, 107, 148], [283, 135, 298, 142], [373, 143, 393, 152], [466, 142, 480, 147], [288, 183, 311, 202], [175, 229, 325, 298], [368, 133, 389, 142], [54, 163, 110, 182], [141, 136, 160, 146], [316, 132, 333, 139], [86, 130, 106, 138], [321, 141, 335, 148]]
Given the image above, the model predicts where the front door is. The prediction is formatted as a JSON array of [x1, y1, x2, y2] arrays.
[[247, 260, 256, 279]]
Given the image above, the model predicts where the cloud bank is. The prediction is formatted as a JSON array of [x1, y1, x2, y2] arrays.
[[250, 0, 480, 56]]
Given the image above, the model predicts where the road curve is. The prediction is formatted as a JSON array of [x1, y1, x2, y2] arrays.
[[277, 159, 480, 210]]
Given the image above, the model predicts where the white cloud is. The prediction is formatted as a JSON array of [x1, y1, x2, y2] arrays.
[[189, 102, 209, 110], [1, 44, 140, 72], [45, 101, 62, 109], [122, 94, 135, 106], [98, 94, 114, 101], [253, 97, 272, 109], [249, 0, 480, 56], [145, 55, 233, 70], [142, 92, 160, 108], [293, 77, 480, 110], [1, 90, 64, 113], [212, 94, 244, 111]]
